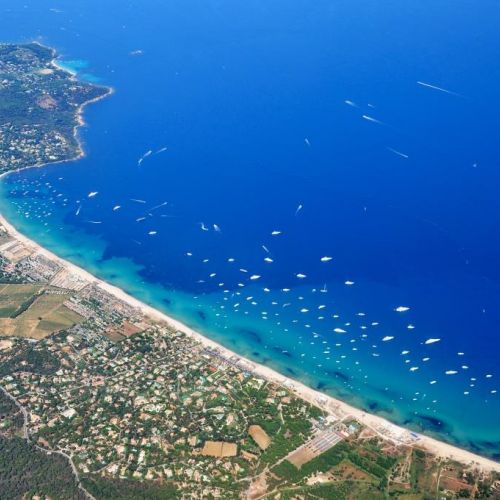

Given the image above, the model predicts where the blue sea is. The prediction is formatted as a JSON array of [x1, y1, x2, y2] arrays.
[[1, 0, 499, 458]]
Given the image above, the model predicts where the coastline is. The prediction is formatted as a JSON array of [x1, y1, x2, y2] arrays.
[[0, 41, 114, 179], [0, 42, 498, 474], [50, 55, 114, 165], [0, 213, 499, 472]]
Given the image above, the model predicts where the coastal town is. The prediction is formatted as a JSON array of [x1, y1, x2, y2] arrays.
[[0, 41, 499, 498], [1, 220, 500, 498]]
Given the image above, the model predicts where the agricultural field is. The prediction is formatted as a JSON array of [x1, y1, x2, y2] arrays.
[[0, 283, 43, 317], [266, 438, 406, 498], [0, 285, 82, 339]]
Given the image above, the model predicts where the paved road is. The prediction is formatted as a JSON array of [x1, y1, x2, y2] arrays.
[[0, 384, 96, 500], [0, 385, 29, 440]]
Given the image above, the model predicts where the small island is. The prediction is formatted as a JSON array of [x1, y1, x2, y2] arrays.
[[0, 42, 111, 174]]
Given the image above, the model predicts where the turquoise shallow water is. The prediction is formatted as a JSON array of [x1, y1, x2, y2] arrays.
[[1, 176, 499, 457], [1, 0, 499, 458]]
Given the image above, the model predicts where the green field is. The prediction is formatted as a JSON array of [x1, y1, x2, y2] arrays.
[[19, 293, 71, 320], [0, 285, 82, 339], [0, 283, 43, 317]]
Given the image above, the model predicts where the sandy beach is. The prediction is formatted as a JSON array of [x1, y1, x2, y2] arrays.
[[1, 42, 498, 474], [0, 213, 499, 473]]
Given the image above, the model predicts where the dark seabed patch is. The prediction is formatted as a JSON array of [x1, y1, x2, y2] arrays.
[[261, 357, 273, 365], [272, 346, 292, 358], [406, 414, 453, 435], [480, 440, 500, 451], [470, 440, 500, 459], [237, 327, 262, 345], [316, 381, 331, 391], [364, 400, 394, 415], [324, 369, 350, 382]]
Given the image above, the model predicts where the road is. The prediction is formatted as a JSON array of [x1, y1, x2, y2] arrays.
[[0, 384, 96, 500]]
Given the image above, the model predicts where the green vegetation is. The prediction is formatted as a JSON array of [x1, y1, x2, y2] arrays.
[[0, 436, 84, 499], [0, 342, 60, 378], [277, 480, 353, 499], [273, 441, 349, 482], [0, 257, 26, 284], [275, 480, 386, 500], [268, 438, 409, 497], [82, 475, 179, 499], [257, 398, 318, 467], [409, 448, 427, 490], [0, 391, 23, 435], [0, 283, 42, 317], [0, 42, 110, 174]]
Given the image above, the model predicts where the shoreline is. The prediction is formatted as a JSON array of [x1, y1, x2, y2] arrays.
[[0, 41, 114, 180], [1, 42, 499, 473], [0, 214, 499, 472]]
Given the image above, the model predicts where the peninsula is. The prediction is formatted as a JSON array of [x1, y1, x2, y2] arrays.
[[0, 42, 110, 174], [0, 43, 499, 499]]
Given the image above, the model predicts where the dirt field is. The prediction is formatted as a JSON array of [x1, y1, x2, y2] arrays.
[[440, 471, 474, 495], [0, 283, 43, 316], [201, 441, 238, 457], [288, 429, 343, 468], [104, 321, 143, 341], [0, 318, 40, 338], [0, 287, 83, 339], [248, 425, 271, 450], [19, 292, 71, 320], [288, 445, 318, 468], [0, 339, 14, 350]]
